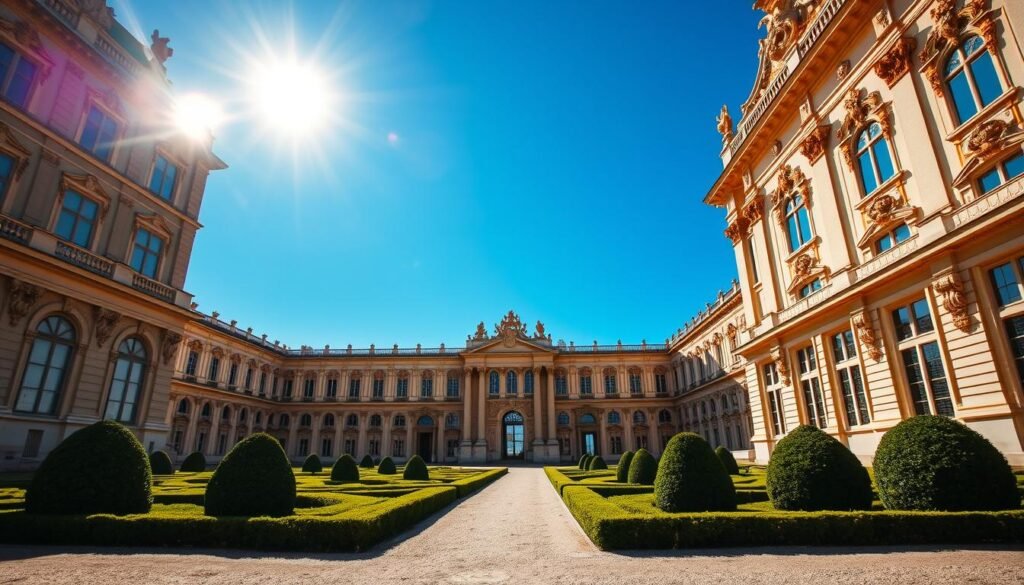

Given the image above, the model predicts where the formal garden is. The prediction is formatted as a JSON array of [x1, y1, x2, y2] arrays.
[[0, 421, 506, 552], [548, 416, 1024, 549]]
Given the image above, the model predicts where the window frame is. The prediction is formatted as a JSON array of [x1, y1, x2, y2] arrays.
[[76, 100, 123, 164], [54, 189, 102, 250], [129, 226, 165, 279], [943, 34, 1006, 127], [889, 294, 956, 417], [854, 122, 897, 196], [148, 151, 182, 203], [14, 315, 76, 416], [0, 40, 41, 110], [795, 344, 828, 429]]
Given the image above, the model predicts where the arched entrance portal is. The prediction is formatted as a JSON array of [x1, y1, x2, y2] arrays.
[[502, 411, 525, 459]]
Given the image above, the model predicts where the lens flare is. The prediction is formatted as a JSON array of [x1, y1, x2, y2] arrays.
[[251, 58, 333, 136], [174, 93, 224, 140]]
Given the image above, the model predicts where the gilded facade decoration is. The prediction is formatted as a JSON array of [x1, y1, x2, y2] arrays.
[[933, 274, 972, 333], [798, 124, 831, 164], [874, 37, 917, 87]]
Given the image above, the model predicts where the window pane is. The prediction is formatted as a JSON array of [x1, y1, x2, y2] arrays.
[[990, 262, 1022, 307], [797, 208, 812, 243], [838, 369, 857, 425], [876, 233, 893, 253], [872, 139, 895, 183], [901, 348, 930, 415], [970, 50, 1002, 107], [0, 43, 13, 86], [1005, 316, 1024, 388], [979, 167, 1002, 194], [948, 72, 977, 124], [912, 298, 933, 334], [893, 223, 911, 243], [858, 151, 878, 193], [1003, 153, 1024, 181], [787, 215, 800, 252], [6, 58, 36, 108], [921, 342, 954, 417], [851, 366, 869, 424]]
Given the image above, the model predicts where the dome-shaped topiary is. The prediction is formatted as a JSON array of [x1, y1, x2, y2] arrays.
[[654, 433, 736, 512], [204, 433, 296, 517], [25, 420, 152, 515], [302, 453, 322, 474], [377, 456, 397, 475], [627, 448, 657, 485], [715, 446, 740, 475], [149, 450, 174, 475], [588, 455, 608, 470], [578, 453, 591, 469], [359, 454, 375, 468], [403, 454, 429, 480], [874, 416, 1018, 511], [766, 425, 872, 511], [180, 451, 206, 472], [616, 451, 634, 483], [330, 454, 360, 482]]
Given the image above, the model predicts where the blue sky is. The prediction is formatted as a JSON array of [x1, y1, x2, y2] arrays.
[[115, 1, 763, 348]]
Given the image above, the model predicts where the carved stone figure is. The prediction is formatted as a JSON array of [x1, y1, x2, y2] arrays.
[[934, 275, 971, 333], [965, 119, 1008, 160], [150, 29, 173, 64], [92, 306, 120, 347], [852, 314, 883, 361], [6, 279, 40, 326], [494, 310, 527, 346], [474, 321, 488, 340], [162, 332, 182, 365], [799, 125, 831, 164], [534, 320, 546, 339], [717, 105, 734, 144], [874, 37, 917, 88], [866, 194, 899, 225]]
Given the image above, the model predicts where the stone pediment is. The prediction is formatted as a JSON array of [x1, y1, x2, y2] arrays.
[[463, 310, 554, 354], [463, 336, 554, 355]]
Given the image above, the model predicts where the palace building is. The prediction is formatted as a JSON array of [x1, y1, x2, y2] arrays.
[[709, 0, 1024, 464], [0, 0, 1022, 469]]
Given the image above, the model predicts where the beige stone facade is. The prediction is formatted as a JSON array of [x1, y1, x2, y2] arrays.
[[709, 0, 1024, 464]]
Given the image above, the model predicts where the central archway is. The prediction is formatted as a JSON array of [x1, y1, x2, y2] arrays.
[[502, 411, 524, 459]]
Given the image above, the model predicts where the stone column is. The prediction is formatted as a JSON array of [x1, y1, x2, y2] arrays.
[[182, 405, 200, 456], [623, 408, 634, 452], [462, 368, 473, 445], [333, 413, 344, 459], [311, 413, 322, 455], [531, 367, 543, 445], [405, 420, 414, 462], [647, 410, 658, 456], [206, 403, 221, 456], [382, 415, 392, 459], [476, 370, 486, 442], [546, 369, 557, 440], [598, 409, 607, 456], [357, 414, 368, 457], [286, 418, 298, 459], [436, 411, 445, 462], [498, 367, 507, 396]]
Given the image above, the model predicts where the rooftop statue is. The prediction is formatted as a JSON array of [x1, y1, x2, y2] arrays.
[[716, 105, 733, 144]]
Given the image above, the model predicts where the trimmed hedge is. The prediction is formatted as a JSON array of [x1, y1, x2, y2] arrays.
[[0, 486, 458, 552], [588, 455, 608, 470], [578, 454, 591, 470], [149, 450, 174, 475], [559, 484, 1024, 549], [616, 451, 634, 483], [715, 446, 739, 475], [766, 425, 872, 511], [450, 468, 507, 497], [654, 433, 736, 513], [302, 454, 323, 474], [627, 449, 657, 485], [330, 454, 360, 482], [25, 420, 152, 515], [180, 452, 207, 472], [359, 455, 375, 468], [874, 416, 1019, 511], [403, 455, 429, 480], [204, 433, 296, 517], [377, 456, 397, 475]]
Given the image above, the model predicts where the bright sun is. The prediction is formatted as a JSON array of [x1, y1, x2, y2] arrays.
[[252, 58, 332, 136], [174, 93, 224, 140]]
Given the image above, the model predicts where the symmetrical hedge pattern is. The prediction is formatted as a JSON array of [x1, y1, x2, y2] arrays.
[[377, 457, 397, 475], [204, 433, 296, 517], [403, 455, 429, 481], [654, 433, 736, 513], [874, 416, 1019, 511], [25, 420, 152, 516], [766, 425, 872, 511], [359, 455, 375, 468], [587, 455, 608, 470], [715, 446, 739, 475], [578, 454, 591, 470]]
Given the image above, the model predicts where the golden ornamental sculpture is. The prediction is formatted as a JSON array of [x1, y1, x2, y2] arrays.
[[852, 313, 883, 361], [494, 310, 528, 347], [837, 89, 889, 171], [770, 346, 790, 385], [798, 125, 831, 164], [771, 164, 811, 224], [533, 320, 546, 339], [920, 0, 992, 97], [933, 275, 972, 333], [965, 119, 1008, 160], [724, 217, 751, 244], [874, 37, 917, 88], [717, 105, 734, 145], [473, 321, 488, 340], [742, 196, 764, 225]]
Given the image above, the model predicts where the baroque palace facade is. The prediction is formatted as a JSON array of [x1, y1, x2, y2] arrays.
[[0, 0, 1022, 469]]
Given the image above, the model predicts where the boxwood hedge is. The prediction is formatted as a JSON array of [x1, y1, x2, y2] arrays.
[[766, 425, 872, 511], [149, 450, 174, 476], [180, 452, 206, 473], [204, 433, 296, 517], [616, 451, 634, 483]]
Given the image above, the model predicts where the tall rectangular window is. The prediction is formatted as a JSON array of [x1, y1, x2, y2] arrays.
[[796, 345, 828, 428], [372, 377, 384, 399], [55, 191, 99, 248], [303, 378, 315, 398], [130, 228, 163, 278], [396, 377, 408, 398], [555, 374, 567, 395], [79, 105, 120, 162], [325, 378, 338, 398], [629, 372, 642, 395], [0, 42, 38, 108], [655, 372, 667, 393], [580, 373, 592, 395], [892, 297, 954, 416], [748, 238, 759, 283], [0, 153, 14, 205], [149, 154, 179, 201], [832, 329, 870, 427], [348, 377, 361, 398], [207, 357, 220, 384], [447, 376, 459, 397], [989, 256, 1024, 388], [320, 438, 332, 457], [185, 351, 198, 377], [762, 363, 786, 436], [228, 363, 238, 388], [420, 376, 433, 397]]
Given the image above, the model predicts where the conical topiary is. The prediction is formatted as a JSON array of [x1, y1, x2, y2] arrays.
[[588, 455, 608, 470], [627, 448, 657, 485], [359, 454, 375, 468], [204, 433, 296, 517], [766, 425, 872, 511], [25, 420, 152, 515], [616, 451, 634, 482], [180, 451, 207, 472], [874, 416, 1019, 511], [378, 456, 397, 474], [302, 453, 323, 474], [149, 450, 174, 475], [331, 454, 360, 482], [654, 433, 736, 512], [403, 454, 429, 480], [715, 446, 740, 475]]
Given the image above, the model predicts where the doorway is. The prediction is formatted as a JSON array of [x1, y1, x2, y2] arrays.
[[581, 431, 597, 456], [417, 432, 433, 462], [502, 411, 524, 459]]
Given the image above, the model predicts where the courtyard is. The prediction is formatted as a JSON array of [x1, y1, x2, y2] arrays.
[[1, 468, 1022, 585]]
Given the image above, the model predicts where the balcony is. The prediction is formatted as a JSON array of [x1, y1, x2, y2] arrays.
[[0, 215, 32, 244], [346, 396, 361, 402], [54, 241, 114, 277], [131, 272, 175, 302], [395, 395, 408, 401]]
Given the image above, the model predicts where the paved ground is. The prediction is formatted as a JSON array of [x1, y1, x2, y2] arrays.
[[1, 467, 1022, 584]]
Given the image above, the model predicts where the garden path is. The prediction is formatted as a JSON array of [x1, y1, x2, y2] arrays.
[[1, 467, 1022, 584]]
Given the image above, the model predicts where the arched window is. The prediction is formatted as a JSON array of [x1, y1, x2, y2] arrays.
[[370, 414, 382, 427], [255, 411, 263, 425], [221, 405, 231, 421], [784, 195, 813, 253], [579, 413, 596, 425], [177, 399, 189, 414], [945, 35, 1003, 124], [633, 411, 647, 425], [446, 413, 459, 428], [603, 368, 617, 394], [201, 402, 211, 418], [393, 414, 406, 427], [323, 413, 334, 427], [239, 408, 247, 423], [488, 370, 500, 395], [557, 412, 570, 426], [279, 413, 290, 428], [855, 122, 895, 194], [721, 396, 729, 412], [524, 370, 534, 394], [658, 409, 672, 424], [710, 400, 717, 415], [296, 413, 309, 427], [506, 370, 518, 394], [15, 315, 76, 414], [267, 413, 274, 427], [417, 415, 434, 427], [607, 411, 621, 424], [346, 414, 358, 427]]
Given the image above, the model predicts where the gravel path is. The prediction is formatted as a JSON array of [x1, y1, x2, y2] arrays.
[[1, 467, 1022, 584]]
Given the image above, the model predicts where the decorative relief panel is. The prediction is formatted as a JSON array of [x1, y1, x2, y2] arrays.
[[798, 124, 831, 164], [919, 0, 994, 98], [837, 89, 892, 172], [933, 273, 972, 333], [874, 37, 917, 88]]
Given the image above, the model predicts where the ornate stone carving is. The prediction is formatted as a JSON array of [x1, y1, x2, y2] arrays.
[[771, 140, 783, 158], [6, 279, 40, 326], [92, 306, 120, 347], [473, 321, 488, 340], [717, 105, 733, 145], [770, 346, 790, 385], [836, 60, 851, 81], [921, 0, 991, 97], [866, 193, 899, 225], [742, 197, 764, 225], [724, 217, 751, 243], [726, 323, 738, 343], [852, 313, 882, 361], [933, 275, 971, 333], [837, 89, 887, 170], [162, 332, 182, 365], [965, 119, 1007, 160], [874, 37, 917, 88], [799, 124, 831, 163], [771, 164, 811, 223], [533, 320, 546, 339], [150, 29, 173, 64], [494, 310, 528, 347], [210, 346, 225, 358], [743, 0, 821, 117], [792, 253, 816, 278]]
